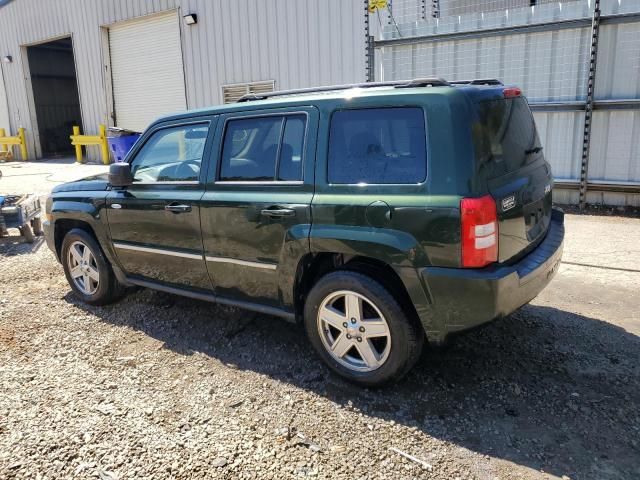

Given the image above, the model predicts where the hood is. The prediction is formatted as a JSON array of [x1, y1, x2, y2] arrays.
[[52, 173, 110, 193]]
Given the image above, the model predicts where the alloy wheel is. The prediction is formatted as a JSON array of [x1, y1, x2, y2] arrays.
[[67, 241, 100, 295], [317, 290, 391, 372]]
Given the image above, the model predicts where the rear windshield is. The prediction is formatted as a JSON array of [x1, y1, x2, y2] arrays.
[[472, 97, 542, 177]]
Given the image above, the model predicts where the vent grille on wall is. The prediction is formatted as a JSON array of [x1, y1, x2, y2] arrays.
[[221, 81, 275, 104]]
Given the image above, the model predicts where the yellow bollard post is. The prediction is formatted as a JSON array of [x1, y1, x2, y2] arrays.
[[72, 126, 84, 163], [18, 127, 27, 160], [99, 124, 110, 165], [0, 128, 7, 153]]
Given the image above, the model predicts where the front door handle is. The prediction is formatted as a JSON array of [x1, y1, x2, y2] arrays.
[[165, 203, 192, 213], [261, 207, 295, 218]]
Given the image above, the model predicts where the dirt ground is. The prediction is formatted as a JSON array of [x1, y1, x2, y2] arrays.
[[1, 161, 639, 479]]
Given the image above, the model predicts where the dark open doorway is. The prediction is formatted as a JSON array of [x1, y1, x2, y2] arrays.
[[26, 37, 82, 157]]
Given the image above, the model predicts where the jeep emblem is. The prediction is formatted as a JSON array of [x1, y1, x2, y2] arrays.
[[502, 195, 516, 211]]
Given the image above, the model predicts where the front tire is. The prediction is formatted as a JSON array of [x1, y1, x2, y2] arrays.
[[61, 228, 125, 305], [304, 270, 424, 387]]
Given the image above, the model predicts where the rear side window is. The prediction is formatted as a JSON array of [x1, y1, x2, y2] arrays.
[[328, 107, 427, 184], [220, 114, 306, 181], [472, 97, 542, 177]]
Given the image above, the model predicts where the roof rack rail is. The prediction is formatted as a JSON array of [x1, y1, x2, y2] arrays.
[[450, 78, 503, 86], [237, 78, 450, 102]]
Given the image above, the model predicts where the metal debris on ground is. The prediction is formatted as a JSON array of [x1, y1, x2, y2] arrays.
[[389, 446, 433, 470]]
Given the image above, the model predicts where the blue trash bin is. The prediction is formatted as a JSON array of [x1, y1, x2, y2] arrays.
[[107, 128, 141, 163]]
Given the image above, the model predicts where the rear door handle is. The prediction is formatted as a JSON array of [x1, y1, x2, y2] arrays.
[[261, 207, 295, 218], [165, 203, 192, 213]]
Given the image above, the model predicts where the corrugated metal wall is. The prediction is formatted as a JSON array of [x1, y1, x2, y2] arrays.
[[0, 0, 366, 160], [439, 0, 581, 18], [381, 27, 591, 103], [376, 0, 640, 205], [180, 0, 366, 108], [534, 111, 585, 180], [0, 67, 9, 133]]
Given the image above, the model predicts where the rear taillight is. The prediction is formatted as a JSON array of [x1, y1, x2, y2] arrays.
[[461, 195, 498, 268]]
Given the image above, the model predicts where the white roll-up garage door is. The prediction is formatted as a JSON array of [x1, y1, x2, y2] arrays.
[[109, 11, 186, 132]]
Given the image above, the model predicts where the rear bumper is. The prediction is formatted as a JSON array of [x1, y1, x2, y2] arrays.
[[420, 208, 564, 341]]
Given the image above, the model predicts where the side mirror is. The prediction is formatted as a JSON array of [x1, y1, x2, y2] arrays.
[[109, 163, 133, 188]]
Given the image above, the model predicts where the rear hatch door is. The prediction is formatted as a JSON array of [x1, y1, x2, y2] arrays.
[[472, 94, 553, 263]]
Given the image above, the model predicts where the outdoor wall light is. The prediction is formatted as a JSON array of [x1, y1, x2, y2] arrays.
[[2, 55, 12, 63], [183, 13, 197, 25]]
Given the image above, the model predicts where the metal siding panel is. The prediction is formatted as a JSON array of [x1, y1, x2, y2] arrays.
[[0, 0, 181, 160], [379, 5, 640, 206], [0, 68, 10, 132], [533, 111, 584, 180], [478, 36, 502, 80], [552, 188, 580, 206], [109, 11, 186, 131], [0, 0, 365, 159], [183, 0, 202, 108], [586, 191, 640, 207], [589, 110, 640, 183], [595, 23, 640, 100], [183, 0, 365, 103]]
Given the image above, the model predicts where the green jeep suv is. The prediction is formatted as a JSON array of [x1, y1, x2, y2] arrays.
[[44, 78, 564, 386]]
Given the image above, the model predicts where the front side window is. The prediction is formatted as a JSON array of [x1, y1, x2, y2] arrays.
[[328, 107, 427, 184], [220, 114, 306, 181], [131, 124, 209, 182]]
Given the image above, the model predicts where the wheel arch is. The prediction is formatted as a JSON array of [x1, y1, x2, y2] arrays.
[[54, 218, 99, 260], [293, 252, 425, 334], [53, 214, 120, 280]]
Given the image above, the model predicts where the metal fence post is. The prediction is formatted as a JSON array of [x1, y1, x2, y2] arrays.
[[365, 0, 374, 82], [579, 0, 602, 209], [431, 0, 440, 18]]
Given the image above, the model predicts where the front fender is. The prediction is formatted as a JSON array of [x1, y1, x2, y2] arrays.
[[50, 192, 116, 264]]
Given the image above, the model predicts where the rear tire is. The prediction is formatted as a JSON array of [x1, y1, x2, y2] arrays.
[[304, 270, 424, 387], [61, 228, 125, 305]]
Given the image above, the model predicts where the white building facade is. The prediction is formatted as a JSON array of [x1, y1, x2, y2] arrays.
[[0, 0, 368, 160]]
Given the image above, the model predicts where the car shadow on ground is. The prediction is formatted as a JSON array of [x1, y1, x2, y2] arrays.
[[0, 235, 44, 257], [68, 289, 640, 479]]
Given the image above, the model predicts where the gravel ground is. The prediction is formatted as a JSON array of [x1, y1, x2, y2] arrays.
[[1, 214, 639, 480]]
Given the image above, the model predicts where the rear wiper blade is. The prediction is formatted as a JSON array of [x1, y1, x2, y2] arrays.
[[525, 147, 543, 155]]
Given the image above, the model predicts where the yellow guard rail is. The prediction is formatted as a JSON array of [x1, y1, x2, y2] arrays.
[[70, 125, 110, 165], [0, 127, 28, 161]]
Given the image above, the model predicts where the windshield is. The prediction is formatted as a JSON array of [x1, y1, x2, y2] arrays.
[[472, 97, 543, 178]]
